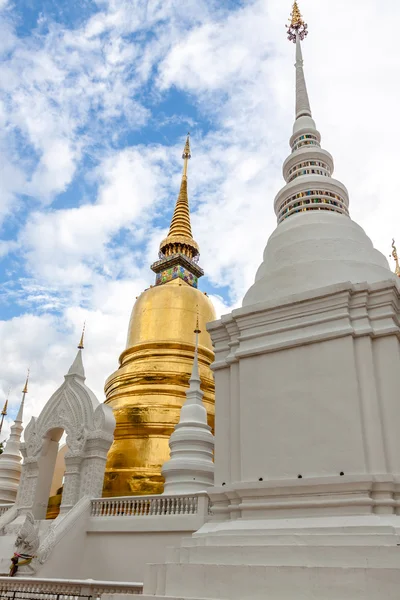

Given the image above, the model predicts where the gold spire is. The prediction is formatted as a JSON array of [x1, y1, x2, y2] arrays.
[[159, 134, 200, 260], [1, 392, 9, 417], [391, 239, 400, 277], [78, 322, 86, 350], [0, 390, 8, 435], [287, 1, 308, 42], [182, 133, 191, 179], [22, 369, 29, 395]]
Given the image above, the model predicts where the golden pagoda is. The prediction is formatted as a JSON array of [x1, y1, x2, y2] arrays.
[[103, 135, 216, 497]]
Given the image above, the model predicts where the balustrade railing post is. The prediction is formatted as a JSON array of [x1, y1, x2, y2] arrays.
[[89, 494, 207, 520]]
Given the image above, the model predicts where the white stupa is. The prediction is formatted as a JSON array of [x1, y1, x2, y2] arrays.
[[243, 11, 392, 307], [142, 3, 400, 599], [162, 318, 214, 494], [0, 373, 28, 504]]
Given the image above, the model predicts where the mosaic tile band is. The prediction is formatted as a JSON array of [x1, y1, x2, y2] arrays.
[[155, 264, 198, 288]]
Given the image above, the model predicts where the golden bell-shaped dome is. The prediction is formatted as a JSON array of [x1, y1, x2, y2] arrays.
[[103, 280, 215, 496], [103, 135, 217, 496]]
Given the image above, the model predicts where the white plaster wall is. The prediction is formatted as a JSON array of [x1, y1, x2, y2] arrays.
[[37, 501, 91, 579], [33, 510, 207, 582], [83, 531, 192, 583], [83, 512, 206, 582], [238, 336, 366, 482], [372, 336, 400, 474], [211, 282, 400, 489], [213, 367, 231, 486]]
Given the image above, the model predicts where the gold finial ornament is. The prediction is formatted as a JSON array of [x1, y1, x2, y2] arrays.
[[182, 132, 191, 160], [158, 134, 199, 260], [22, 369, 30, 395], [391, 239, 400, 277], [0, 391, 8, 434], [286, 1, 308, 43], [1, 399, 8, 417], [78, 322, 86, 350], [194, 310, 201, 334]]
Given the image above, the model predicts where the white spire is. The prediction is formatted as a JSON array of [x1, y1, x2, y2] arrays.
[[66, 328, 87, 380], [295, 36, 311, 119], [243, 2, 395, 307], [162, 318, 214, 494], [0, 374, 28, 504], [67, 349, 85, 380], [14, 371, 28, 424], [273, 6, 350, 225]]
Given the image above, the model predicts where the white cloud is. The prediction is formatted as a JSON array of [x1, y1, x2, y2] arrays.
[[20, 144, 173, 286]]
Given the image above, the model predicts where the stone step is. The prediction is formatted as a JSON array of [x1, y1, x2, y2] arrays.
[[144, 563, 400, 600], [180, 531, 399, 548], [166, 542, 400, 569]]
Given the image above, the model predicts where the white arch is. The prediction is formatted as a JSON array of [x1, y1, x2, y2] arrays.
[[17, 349, 115, 520]]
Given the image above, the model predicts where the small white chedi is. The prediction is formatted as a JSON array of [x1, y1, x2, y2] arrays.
[[142, 3, 400, 599], [0, 378, 27, 504], [162, 319, 214, 494]]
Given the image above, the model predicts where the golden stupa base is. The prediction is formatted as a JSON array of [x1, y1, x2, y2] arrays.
[[103, 466, 164, 497]]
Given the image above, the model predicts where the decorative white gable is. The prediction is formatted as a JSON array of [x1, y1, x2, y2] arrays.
[[17, 349, 115, 520]]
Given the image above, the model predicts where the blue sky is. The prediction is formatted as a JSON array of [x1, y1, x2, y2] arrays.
[[0, 0, 399, 433]]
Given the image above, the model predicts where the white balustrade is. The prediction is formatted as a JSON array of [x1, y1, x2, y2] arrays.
[[0, 576, 143, 597], [91, 494, 202, 517]]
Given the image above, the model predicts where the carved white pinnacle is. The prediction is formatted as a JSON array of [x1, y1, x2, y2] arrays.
[[162, 331, 214, 494]]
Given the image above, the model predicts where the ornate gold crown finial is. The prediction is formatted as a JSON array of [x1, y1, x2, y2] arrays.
[[286, 1, 308, 43], [391, 239, 400, 277], [78, 322, 86, 350], [22, 369, 30, 395]]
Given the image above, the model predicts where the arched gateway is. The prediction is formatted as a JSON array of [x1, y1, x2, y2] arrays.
[[16, 348, 115, 520]]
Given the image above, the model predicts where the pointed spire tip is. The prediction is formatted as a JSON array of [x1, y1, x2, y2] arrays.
[[22, 369, 30, 395], [182, 133, 191, 160], [158, 133, 199, 259], [194, 309, 201, 334], [1, 389, 9, 417], [78, 322, 85, 350]]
